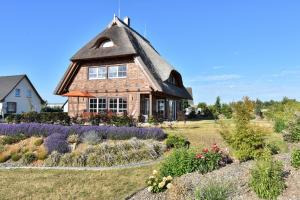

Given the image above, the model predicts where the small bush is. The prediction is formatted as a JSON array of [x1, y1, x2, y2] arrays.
[[160, 144, 228, 178], [0, 153, 11, 163], [195, 182, 231, 200], [81, 131, 102, 145], [274, 119, 286, 133], [67, 134, 80, 144], [11, 153, 22, 161], [165, 135, 189, 149], [44, 151, 62, 166], [266, 143, 280, 155], [22, 152, 37, 165], [146, 170, 173, 193], [282, 116, 300, 143], [249, 151, 285, 199], [34, 138, 44, 146], [291, 149, 300, 169], [36, 146, 48, 160], [44, 133, 69, 154], [0, 144, 5, 153], [1, 134, 27, 145]]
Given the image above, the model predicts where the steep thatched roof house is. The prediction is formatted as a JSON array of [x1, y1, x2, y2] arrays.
[[55, 16, 192, 120]]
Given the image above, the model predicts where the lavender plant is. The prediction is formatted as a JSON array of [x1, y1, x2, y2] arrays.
[[0, 123, 166, 140]]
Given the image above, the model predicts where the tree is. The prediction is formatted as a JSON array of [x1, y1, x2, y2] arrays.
[[214, 96, 222, 116], [254, 99, 263, 118]]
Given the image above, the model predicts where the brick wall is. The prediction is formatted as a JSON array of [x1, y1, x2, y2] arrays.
[[68, 58, 152, 118]]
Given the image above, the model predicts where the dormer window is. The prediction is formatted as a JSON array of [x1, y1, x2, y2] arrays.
[[100, 39, 114, 48]]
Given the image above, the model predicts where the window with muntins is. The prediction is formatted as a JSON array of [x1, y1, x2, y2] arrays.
[[109, 98, 118, 112], [89, 67, 107, 80], [89, 98, 107, 113], [108, 66, 127, 78]]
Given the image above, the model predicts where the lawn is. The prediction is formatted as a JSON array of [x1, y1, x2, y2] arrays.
[[0, 120, 287, 199]]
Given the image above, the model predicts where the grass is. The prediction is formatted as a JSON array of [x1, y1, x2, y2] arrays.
[[0, 164, 159, 200], [0, 120, 288, 199]]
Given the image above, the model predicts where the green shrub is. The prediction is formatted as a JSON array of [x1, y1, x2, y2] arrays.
[[22, 152, 37, 165], [165, 135, 189, 149], [34, 138, 44, 146], [11, 153, 22, 161], [0, 144, 5, 153], [222, 97, 267, 161], [1, 134, 27, 145], [249, 151, 285, 199], [160, 145, 226, 178], [266, 143, 280, 155], [274, 119, 286, 133], [195, 182, 231, 200], [291, 149, 300, 169], [146, 170, 173, 193]]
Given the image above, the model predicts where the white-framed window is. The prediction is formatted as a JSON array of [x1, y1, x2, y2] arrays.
[[156, 99, 165, 116], [89, 98, 107, 113], [119, 98, 127, 112], [101, 39, 114, 48], [98, 98, 107, 111], [109, 98, 127, 113], [89, 67, 107, 80], [26, 90, 32, 98], [89, 98, 98, 113], [15, 89, 20, 97], [108, 66, 127, 78]]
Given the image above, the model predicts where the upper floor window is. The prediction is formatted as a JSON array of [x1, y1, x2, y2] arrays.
[[101, 39, 114, 48], [15, 89, 20, 97], [108, 66, 127, 78], [168, 76, 176, 85], [89, 67, 107, 80], [26, 90, 32, 98]]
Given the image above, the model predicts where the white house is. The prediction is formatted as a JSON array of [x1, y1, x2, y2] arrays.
[[0, 75, 44, 118]]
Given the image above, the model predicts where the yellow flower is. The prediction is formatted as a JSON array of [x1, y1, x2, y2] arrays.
[[147, 181, 152, 185], [166, 183, 173, 189], [167, 176, 173, 181], [158, 181, 165, 188], [163, 177, 167, 182], [152, 170, 158, 175], [147, 186, 153, 192], [149, 176, 155, 179]]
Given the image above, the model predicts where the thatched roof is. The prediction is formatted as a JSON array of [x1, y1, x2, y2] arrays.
[[55, 16, 192, 100], [0, 75, 44, 103]]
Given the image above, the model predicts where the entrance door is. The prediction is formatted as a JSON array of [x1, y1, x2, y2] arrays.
[[168, 100, 177, 121], [143, 98, 149, 115]]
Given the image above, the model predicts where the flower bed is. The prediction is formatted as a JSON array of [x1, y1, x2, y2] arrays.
[[0, 123, 166, 140]]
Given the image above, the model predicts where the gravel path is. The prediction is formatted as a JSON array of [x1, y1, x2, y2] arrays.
[[129, 153, 300, 200], [0, 158, 163, 171]]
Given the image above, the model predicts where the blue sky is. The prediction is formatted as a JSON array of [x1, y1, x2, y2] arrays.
[[0, 0, 299, 104]]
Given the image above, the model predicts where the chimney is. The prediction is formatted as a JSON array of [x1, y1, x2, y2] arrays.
[[123, 16, 130, 27]]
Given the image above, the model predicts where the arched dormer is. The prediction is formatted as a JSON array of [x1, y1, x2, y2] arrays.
[[167, 70, 183, 87], [92, 37, 114, 49]]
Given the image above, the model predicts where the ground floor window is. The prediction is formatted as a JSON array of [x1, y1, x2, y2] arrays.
[[109, 98, 127, 113], [89, 98, 107, 113], [7, 102, 17, 113], [89, 97, 127, 113]]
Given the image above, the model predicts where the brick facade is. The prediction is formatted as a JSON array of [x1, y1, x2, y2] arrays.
[[68, 57, 153, 118]]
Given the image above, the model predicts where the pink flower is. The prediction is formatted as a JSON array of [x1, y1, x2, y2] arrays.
[[211, 144, 220, 152], [196, 154, 204, 159], [202, 148, 209, 153]]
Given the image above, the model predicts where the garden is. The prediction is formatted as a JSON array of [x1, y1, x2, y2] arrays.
[[0, 97, 300, 200]]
